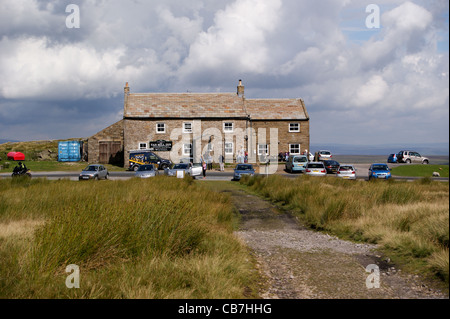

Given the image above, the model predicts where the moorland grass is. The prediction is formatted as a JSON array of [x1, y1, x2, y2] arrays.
[[240, 175, 449, 285], [0, 176, 257, 298]]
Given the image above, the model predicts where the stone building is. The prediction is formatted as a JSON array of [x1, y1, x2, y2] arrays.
[[87, 80, 310, 167]]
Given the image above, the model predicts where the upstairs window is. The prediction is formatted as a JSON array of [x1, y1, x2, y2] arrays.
[[183, 122, 193, 133], [289, 123, 300, 132], [223, 122, 234, 133], [156, 123, 166, 134]]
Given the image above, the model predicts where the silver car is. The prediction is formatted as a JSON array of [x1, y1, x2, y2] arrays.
[[79, 164, 109, 180], [318, 150, 332, 161], [336, 164, 357, 180], [135, 164, 158, 178], [305, 162, 327, 177]]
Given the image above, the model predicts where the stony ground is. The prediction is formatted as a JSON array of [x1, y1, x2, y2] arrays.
[[223, 186, 448, 299]]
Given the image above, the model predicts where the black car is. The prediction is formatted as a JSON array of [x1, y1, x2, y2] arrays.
[[323, 160, 340, 174]]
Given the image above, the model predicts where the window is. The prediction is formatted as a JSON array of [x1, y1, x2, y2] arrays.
[[258, 144, 269, 155], [183, 122, 193, 133], [224, 142, 233, 155], [289, 144, 300, 154], [183, 143, 192, 156], [156, 123, 166, 134], [139, 142, 147, 150], [289, 123, 300, 132], [223, 122, 234, 133]]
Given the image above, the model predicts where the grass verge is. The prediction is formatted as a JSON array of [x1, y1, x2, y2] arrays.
[[0, 176, 258, 298], [391, 165, 449, 178]]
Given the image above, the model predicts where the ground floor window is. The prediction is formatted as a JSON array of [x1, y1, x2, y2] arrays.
[[224, 142, 233, 155], [139, 142, 147, 150], [258, 144, 269, 155], [289, 144, 300, 154], [183, 143, 192, 156]]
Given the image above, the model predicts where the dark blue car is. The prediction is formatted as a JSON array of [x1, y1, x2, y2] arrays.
[[387, 154, 398, 163], [233, 164, 255, 180], [368, 163, 391, 180]]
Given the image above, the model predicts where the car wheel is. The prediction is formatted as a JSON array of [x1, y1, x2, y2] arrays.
[[406, 159, 411, 164], [95, 175, 99, 181], [105, 173, 109, 180], [423, 160, 429, 164], [133, 165, 139, 172]]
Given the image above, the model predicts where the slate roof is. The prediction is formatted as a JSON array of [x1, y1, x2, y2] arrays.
[[124, 92, 308, 120]]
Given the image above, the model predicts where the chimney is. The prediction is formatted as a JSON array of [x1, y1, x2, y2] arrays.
[[237, 79, 244, 97], [124, 82, 130, 114]]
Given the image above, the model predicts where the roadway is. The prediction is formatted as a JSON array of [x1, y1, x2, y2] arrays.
[[0, 167, 448, 182]]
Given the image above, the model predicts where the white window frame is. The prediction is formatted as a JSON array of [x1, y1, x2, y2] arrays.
[[289, 144, 301, 155], [224, 142, 234, 155], [289, 123, 300, 132], [156, 123, 166, 134], [258, 144, 269, 156], [138, 142, 148, 150], [183, 143, 192, 156], [183, 122, 193, 133], [223, 122, 234, 133]]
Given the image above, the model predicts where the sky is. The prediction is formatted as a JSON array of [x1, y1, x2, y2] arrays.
[[0, 0, 448, 151]]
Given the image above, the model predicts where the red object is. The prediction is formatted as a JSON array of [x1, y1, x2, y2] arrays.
[[7, 152, 25, 161]]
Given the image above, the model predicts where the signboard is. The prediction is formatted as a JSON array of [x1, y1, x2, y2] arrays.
[[149, 140, 172, 151]]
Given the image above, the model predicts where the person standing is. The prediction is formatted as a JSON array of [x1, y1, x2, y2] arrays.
[[202, 160, 207, 179], [219, 154, 224, 172]]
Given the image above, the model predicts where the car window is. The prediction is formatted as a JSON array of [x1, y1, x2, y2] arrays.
[[372, 165, 388, 170], [294, 157, 307, 163], [173, 164, 188, 169], [84, 166, 97, 171], [307, 163, 325, 168], [340, 166, 353, 171], [236, 165, 253, 170], [138, 165, 154, 171]]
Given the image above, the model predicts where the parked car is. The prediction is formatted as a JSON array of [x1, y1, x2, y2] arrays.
[[128, 150, 172, 171], [165, 163, 191, 177], [285, 155, 308, 173], [396, 150, 429, 164], [79, 164, 109, 180], [368, 163, 391, 180], [323, 160, 340, 174], [387, 154, 398, 163], [305, 162, 327, 177], [134, 164, 157, 178], [336, 164, 356, 180], [318, 150, 332, 161], [233, 164, 255, 180]]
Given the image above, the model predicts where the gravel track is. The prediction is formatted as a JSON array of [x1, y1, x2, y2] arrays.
[[226, 187, 448, 299]]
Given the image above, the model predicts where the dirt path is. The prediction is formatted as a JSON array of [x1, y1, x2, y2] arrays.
[[223, 186, 448, 299]]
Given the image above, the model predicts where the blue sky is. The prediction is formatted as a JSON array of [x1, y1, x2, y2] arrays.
[[0, 0, 448, 152]]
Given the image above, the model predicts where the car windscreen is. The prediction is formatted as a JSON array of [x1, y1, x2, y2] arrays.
[[340, 166, 354, 171], [307, 163, 325, 168], [138, 165, 154, 171], [236, 165, 253, 170], [372, 165, 388, 170], [173, 164, 188, 169], [320, 151, 331, 155], [84, 166, 98, 171], [294, 157, 307, 162]]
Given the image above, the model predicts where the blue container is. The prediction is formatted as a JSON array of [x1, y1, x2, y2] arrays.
[[58, 141, 82, 162]]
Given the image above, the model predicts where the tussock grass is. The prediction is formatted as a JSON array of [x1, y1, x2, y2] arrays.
[[240, 175, 449, 285], [0, 177, 256, 298]]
